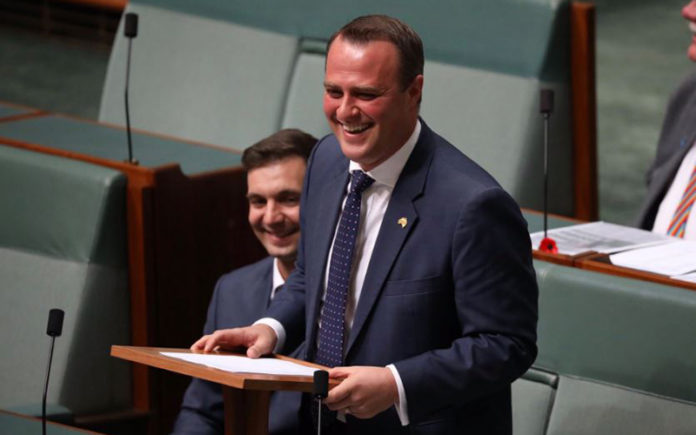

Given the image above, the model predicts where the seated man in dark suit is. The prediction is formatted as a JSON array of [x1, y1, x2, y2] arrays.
[[171, 128, 316, 435], [636, 0, 696, 240]]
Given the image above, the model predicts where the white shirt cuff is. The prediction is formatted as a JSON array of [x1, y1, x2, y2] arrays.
[[387, 364, 409, 426], [253, 318, 285, 354]]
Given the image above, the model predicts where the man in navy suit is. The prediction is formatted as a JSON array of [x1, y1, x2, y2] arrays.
[[194, 15, 537, 434], [172, 129, 316, 434]]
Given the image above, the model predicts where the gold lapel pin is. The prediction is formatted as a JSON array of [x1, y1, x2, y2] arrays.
[[397, 217, 408, 228]]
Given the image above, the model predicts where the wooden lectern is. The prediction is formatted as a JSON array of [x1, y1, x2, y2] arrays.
[[112, 346, 328, 435]]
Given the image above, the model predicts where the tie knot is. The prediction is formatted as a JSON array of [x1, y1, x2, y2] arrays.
[[350, 170, 374, 195]]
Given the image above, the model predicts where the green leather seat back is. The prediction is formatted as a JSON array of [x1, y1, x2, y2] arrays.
[[101, 0, 575, 214], [531, 259, 696, 434], [536, 262, 696, 403], [0, 146, 131, 415], [99, 3, 299, 149]]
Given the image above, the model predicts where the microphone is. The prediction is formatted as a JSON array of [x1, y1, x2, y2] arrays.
[[538, 89, 558, 253], [313, 370, 329, 435], [123, 12, 139, 165], [124, 12, 138, 37], [43, 309, 64, 435]]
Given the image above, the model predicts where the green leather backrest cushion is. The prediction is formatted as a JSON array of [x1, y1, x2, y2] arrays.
[[534, 261, 696, 403], [0, 146, 126, 266], [100, 3, 300, 148], [0, 249, 131, 415]]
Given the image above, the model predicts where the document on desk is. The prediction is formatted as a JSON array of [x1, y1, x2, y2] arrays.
[[161, 352, 318, 377], [609, 240, 696, 276], [529, 221, 670, 255]]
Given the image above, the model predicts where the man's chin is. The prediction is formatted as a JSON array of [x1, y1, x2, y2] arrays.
[[273, 251, 298, 265], [264, 242, 297, 260]]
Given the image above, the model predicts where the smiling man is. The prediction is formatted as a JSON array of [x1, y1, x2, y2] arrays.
[[636, 1, 696, 240], [193, 15, 537, 435], [172, 128, 316, 435]]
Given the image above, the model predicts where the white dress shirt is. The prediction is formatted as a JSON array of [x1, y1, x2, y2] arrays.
[[270, 258, 285, 300], [652, 141, 696, 240], [259, 120, 421, 426]]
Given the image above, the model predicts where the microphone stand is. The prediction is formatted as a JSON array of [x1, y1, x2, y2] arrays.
[[538, 89, 558, 253], [42, 336, 57, 435], [123, 13, 139, 165], [313, 370, 329, 435], [43, 309, 64, 435]]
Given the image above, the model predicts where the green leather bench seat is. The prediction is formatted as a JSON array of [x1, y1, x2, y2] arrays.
[[0, 116, 242, 175], [100, 0, 576, 215], [0, 410, 98, 435], [546, 375, 696, 435], [0, 146, 131, 416]]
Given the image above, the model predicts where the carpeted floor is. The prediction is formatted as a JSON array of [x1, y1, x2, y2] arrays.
[[0, 27, 110, 119]]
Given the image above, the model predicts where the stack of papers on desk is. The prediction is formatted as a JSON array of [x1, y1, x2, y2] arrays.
[[529, 221, 670, 256], [609, 241, 696, 280], [161, 352, 318, 377]]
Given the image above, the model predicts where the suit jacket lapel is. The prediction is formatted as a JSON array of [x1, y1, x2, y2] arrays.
[[346, 126, 434, 355], [263, 258, 274, 309], [305, 160, 350, 348]]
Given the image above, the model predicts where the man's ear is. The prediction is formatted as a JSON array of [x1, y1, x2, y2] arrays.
[[409, 74, 424, 105]]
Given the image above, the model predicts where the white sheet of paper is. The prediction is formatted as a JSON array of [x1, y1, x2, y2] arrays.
[[530, 221, 671, 255], [161, 352, 318, 377], [609, 240, 696, 276]]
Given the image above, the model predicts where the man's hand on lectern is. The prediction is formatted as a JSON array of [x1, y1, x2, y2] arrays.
[[191, 324, 277, 358]]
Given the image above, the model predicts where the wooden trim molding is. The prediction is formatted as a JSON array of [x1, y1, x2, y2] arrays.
[[570, 2, 599, 221]]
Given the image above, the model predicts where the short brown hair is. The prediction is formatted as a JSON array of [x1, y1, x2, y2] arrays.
[[327, 15, 424, 91], [242, 129, 317, 171]]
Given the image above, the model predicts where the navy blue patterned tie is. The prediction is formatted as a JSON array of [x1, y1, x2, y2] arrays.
[[315, 170, 374, 368]]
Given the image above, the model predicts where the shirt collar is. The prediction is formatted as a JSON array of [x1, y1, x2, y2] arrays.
[[270, 258, 286, 300], [348, 120, 421, 188]]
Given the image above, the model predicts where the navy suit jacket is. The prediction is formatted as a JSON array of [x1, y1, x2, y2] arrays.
[[267, 120, 538, 434], [636, 71, 696, 229], [172, 257, 302, 435]]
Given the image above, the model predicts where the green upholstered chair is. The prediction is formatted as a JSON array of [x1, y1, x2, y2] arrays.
[[100, 0, 593, 217], [0, 146, 131, 418], [530, 260, 696, 435]]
